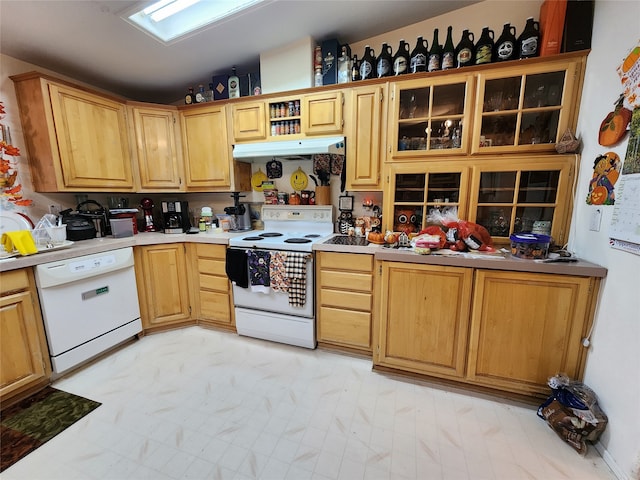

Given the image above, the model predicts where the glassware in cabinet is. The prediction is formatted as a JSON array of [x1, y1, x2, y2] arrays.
[[468, 157, 574, 244], [473, 57, 584, 154], [390, 75, 473, 158]]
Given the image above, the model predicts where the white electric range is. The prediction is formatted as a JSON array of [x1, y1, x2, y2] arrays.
[[227, 205, 334, 348]]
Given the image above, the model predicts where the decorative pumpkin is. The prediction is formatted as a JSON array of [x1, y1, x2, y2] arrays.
[[599, 95, 632, 146], [590, 185, 608, 205]]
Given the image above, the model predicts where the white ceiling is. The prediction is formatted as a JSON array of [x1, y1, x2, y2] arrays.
[[0, 0, 478, 104]]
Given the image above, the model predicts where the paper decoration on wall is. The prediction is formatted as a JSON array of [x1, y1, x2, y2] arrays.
[[586, 151, 621, 205], [598, 94, 632, 146], [617, 41, 640, 108]]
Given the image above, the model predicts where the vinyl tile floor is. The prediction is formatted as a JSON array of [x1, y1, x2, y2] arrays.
[[3, 327, 616, 480]]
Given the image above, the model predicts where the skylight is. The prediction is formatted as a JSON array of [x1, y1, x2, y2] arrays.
[[125, 0, 264, 44]]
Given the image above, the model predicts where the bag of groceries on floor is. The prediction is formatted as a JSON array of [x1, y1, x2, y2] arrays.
[[537, 374, 608, 455]]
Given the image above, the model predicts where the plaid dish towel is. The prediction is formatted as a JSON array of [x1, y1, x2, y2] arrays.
[[247, 250, 271, 293], [270, 251, 289, 292], [285, 252, 308, 307]]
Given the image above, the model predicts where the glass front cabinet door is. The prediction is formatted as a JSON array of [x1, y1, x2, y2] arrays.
[[471, 57, 585, 154], [468, 155, 575, 245], [387, 75, 474, 159], [384, 163, 470, 234]]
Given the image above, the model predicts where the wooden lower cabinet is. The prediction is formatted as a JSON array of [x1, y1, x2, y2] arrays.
[[375, 262, 473, 378], [189, 244, 235, 330], [0, 269, 51, 403], [134, 244, 194, 332], [316, 252, 374, 353], [467, 269, 596, 396]]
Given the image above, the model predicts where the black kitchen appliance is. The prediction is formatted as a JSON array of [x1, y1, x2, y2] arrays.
[[161, 201, 191, 234], [223, 193, 251, 231], [77, 199, 109, 237], [60, 210, 97, 241]]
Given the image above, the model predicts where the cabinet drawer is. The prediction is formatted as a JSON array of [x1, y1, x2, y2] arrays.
[[318, 307, 371, 348], [319, 289, 372, 311], [319, 270, 372, 291], [198, 258, 226, 275], [199, 273, 229, 292], [319, 252, 373, 271], [0, 269, 30, 295], [200, 290, 231, 319], [196, 243, 226, 259]]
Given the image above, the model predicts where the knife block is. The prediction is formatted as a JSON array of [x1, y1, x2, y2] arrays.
[[315, 186, 331, 205]]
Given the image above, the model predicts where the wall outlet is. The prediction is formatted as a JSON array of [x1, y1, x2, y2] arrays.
[[589, 208, 602, 232]]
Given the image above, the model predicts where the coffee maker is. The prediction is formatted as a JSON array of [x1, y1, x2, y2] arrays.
[[223, 193, 251, 231], [161, 201, 191, 234]]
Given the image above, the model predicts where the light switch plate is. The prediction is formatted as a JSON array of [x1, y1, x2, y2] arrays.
[[589, 208, 602, 232]]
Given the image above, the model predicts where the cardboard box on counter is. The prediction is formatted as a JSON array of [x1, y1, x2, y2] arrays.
[[212, 74, 229, 100]]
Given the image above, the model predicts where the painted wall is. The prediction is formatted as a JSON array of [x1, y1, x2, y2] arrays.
[[570, 2, 640, 479]]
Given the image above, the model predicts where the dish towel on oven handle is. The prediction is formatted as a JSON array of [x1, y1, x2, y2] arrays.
[[285, 252, 308, 307], [225, 248, 249, 288], [270, 251, 289, 292], [247, 250, 271, 293]]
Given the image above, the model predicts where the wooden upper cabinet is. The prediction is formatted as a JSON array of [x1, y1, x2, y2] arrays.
[[471, 56, 585, 154], [345, 84, 386, 190], [11, 72, 134, 192], [302, 91, 343, 135], [231, 100, 267, 142], [129, 103, 184, 192], [180, 103, 250, 191], [387, 74, 474, 159]]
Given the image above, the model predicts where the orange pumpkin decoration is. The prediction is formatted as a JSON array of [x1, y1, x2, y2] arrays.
[[590, 185, 608, 205]]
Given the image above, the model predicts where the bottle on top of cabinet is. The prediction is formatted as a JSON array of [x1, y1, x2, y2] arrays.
[[428, 29, 442, 72], [475, 26, 495, 65], [393, 39, 410, 75], [518, 17, 541, 59], [351, 54, 361, 81], [376, 43, 393, 78], [337, 45, 352, 84], [185, 87, 195, 105], [410, 36, 428, 73], [228, 66, 240, 98], [455, 29, 475, 67], [195, 84, 206, 103], [442, 26, 456, 69], [494, 23, 518, 62], [360, 45, 376, 80]]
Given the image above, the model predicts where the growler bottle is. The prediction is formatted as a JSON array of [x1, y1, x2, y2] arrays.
[[455, 29, 475, 68], [474, 26, 495, 65], [428, 28, 442, 72], [494, 23, 518, 62], [359, 45, 376, 80], [409, 36, 428, 73], [393, 39, 410, 75], [441, 26, 455, 70], [351, 54, 361, 81], [376, 43, 393, 78], [185, 87, 195, 105], [518, 17, 540, 59]]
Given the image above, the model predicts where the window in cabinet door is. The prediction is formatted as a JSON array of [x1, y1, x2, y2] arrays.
[[397, 83, 466, 152], [482, 77, 521, 112], [518, 170, 560, 203], [427, 172, 462, 205], [477, 171, 517, 203], [394, 173, 426, 202], [514, 206, 555, 233], [519, 111, 560, 145], [522, 72, 565, 108]]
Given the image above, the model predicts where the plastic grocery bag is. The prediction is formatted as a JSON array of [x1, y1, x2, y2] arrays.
[[537, 374, 608, 455]]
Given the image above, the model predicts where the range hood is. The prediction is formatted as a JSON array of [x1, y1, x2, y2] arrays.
[[233, 136, 345, 160]]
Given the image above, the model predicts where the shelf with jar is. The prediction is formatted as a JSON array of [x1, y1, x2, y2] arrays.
[[472, 56, 585, 154], [388, 75, 474, 159], [268, 99, 302, 138]]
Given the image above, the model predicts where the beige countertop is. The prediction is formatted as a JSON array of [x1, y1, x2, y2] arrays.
[[1, 231, 607, 278], [0, 231, 243, 272]]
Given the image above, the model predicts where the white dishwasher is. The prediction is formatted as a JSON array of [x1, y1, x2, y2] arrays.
[[35, 246, 142, 374]]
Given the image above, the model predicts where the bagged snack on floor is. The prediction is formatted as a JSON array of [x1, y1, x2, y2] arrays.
[[537, 374, 608, 455]]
